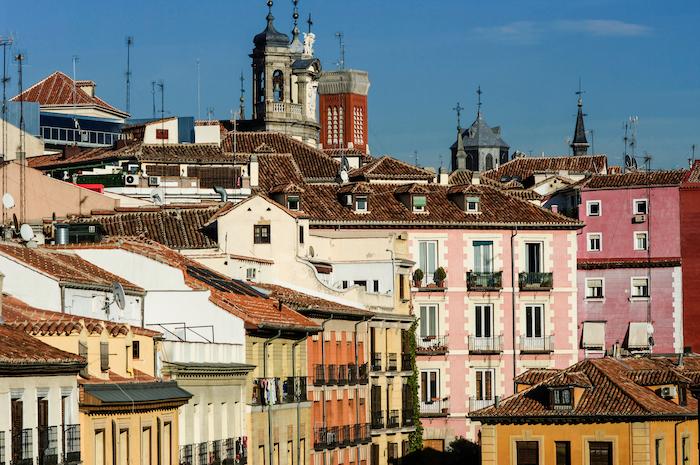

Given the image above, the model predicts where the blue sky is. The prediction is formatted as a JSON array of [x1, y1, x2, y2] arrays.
[[1, 0, 698, 169]]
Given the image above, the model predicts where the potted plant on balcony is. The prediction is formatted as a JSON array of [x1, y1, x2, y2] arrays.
[[412, 268, 424, 287], [441, 397, 449, 414], [434, 267, 447, 288]]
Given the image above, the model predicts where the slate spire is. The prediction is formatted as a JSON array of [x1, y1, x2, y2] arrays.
[[571, 85, 590, 156]]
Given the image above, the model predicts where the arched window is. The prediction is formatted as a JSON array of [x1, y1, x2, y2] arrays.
[[272, 70, 284, 102], [257, 71, 265, 103], [485, 153, 494, 171]]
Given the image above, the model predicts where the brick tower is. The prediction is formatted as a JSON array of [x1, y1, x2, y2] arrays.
[[318, 70, 370, 154]]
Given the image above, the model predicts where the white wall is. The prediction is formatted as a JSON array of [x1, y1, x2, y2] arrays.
[[63, 287, 142, 326], [0, 254, 60, 309]]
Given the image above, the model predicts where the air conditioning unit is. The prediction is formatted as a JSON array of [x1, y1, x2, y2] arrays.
[[632, 214, 646, 223], [124, 174, 139, 186], [660, 386, 677, 399], [148, 176, 161, 187]]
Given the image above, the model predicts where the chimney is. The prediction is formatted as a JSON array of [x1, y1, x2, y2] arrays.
[[249, 155, 259, 188], [77, 80, 96, 97], [551, 205, 559, 213], [471, 172, 481, 185]]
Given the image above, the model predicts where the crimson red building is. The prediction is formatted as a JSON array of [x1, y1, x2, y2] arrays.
[[680, 161, 700, 351], [318, 70, 370, 154]]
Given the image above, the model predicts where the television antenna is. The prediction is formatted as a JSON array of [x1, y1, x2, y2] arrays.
[[1, 35, 13, 227], [335, 32, 345, 69], [125, 36, 133, 114], [623, 116, 639, 171]]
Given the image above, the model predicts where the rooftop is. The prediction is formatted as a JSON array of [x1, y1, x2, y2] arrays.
[[583, 170, 687, 189], [252, 282, 372, 318], [0, 323, 85, 373], [349, 156, 434, 182], [482, 154, 608, 187]]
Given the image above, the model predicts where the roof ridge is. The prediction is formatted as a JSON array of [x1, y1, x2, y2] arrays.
[[591, 359, 664, 414]]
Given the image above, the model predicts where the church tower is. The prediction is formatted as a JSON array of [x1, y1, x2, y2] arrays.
[[318, 69, 370, 154], [570, 92, 590, 156], [249, 0, 321, 145]]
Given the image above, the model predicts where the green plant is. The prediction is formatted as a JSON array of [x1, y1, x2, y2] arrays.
[[407, 320, 423, 452], [434, 267, 447, 284], [412, 268, 424, 283]]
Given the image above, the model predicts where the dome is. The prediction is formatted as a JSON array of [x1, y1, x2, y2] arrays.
[[253, 12, 290, 48]]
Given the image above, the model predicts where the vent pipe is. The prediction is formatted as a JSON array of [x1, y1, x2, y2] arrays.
[[212, 186, 227, 203], [55, 224, 70, 245]]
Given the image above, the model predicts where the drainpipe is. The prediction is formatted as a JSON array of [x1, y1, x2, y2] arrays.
[[140, 292, 146, 328], [264, 329, 282, 465], [59, 283, 66, 313], [293, 333, 308, 465], [511, 226, 518, 395]]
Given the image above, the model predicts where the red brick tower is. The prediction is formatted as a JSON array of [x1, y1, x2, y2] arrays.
[[318, 70, 370, 154]]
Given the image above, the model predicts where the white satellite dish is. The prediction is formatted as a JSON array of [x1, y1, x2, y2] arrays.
[[339, 169, 349, 183], [111, 282, 126, 310], [149, 188, 164, 205], [2, 193, 15, 209], [19, 224, 34, 242]]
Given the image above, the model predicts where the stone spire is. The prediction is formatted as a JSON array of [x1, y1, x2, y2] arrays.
[[454, 102, 467, 170], [571, 84, 589, 156]]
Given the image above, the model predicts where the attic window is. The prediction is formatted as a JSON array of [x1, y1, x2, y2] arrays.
[[412, 195, 427, 213], [466, 196, 480, 213], [552, 387, 573, 409], [355, 195, 368, 212], [287, 195, 300, 211]]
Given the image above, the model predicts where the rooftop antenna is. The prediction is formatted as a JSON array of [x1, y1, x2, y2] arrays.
[[239, 71, 245, 120], [1, 35, 13, 226], [306, 13, 313, 34], [624, 116, 639, 171], [125, 36, 133, 114], [71, 55, 80, 135], [15, 52, 25, 223], [476, 85, 483, 117], [575, 77, 585, 104], [207, 107, 214, 122], [414, 150, 419, 167], [196, 58, 201, 120], [157, 80, 165, 141], [151, 80, 156, 119], [690, 144, 696, 167], [335, 32, 345, 69], [587, 129, 595, 155]]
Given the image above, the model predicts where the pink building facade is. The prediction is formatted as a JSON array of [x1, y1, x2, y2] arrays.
[[576, 173, 684, 357], [411, 227, 579, 446]]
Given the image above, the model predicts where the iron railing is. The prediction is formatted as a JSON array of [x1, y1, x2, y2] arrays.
[[387, 353, 398, 372], [10, 428, 32, 465], [401, 353, 412, 371], [38, 426, 58, 465], [338, 425, 351, 447], [401, 409, 415, 427], [251, 376, 307, 405], [63, 424, 80, 464], [518, 272, 553, 290], [415, 335, 448, 354], [419, 398, 450, 417], [468, 335, 503, 354], [371, 410, 385, 430], [467, 271, 503, 291], [469, 397, 495, 412], [371, 353, 382, 372], [387, 410, 400, 428], [358, 363, 369, 383], [327, 365, 338, 385], [181, 437, 247, 465], [348, 364, 358, 384], [197, 442, 208, 465], [519, 336, 554, 353], [352, 424, 371, 444], [337, 365, 348, 386], [179, 445, 194, 465], [313, 365, 326, 386]]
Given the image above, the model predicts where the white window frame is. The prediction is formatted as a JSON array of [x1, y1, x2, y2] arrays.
[[474, 304, 493, 338], [631, 276, 650, 299], [634, 231, 649, 251], [473, 240, 494, 273], [585, 278, 604, 299], [420, 369, 440, 402], [587, 233, 602, 252], [418, 304, 439, 337], [586, 200, 601, 216], [524, 304, 544, 338], [412, 195, 427, 213], [418, 240, 438, 286], [474, 368, 495, 401], [286, 195, 300, 211], [354, 195, 368, 212], [633, 198, 648, 215]]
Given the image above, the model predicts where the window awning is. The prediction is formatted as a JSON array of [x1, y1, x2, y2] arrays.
[[582, 321, 605, 350], [412, 195, 427, 207], [628, 322, 651, 350]]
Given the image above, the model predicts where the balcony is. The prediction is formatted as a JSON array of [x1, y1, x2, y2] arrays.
[[210, 439, 223, 465], [251, 376, 307, 406], [327, 365, 338, 385], [223, 437, 248, 465], [387, 410, 400, 429], [38, 426, 58, 465], [401, 409, 415, 427], [401, 353, 412, 371], [519, 336, 554, 353], [468, 336, 503, 354], [469, 397, 495, 412], [181, 437, 247, 465], [371, 353, 382, 372], [338, 425, 351, 447], [416, 335, 448, 355], [314, 427, 338, 450], [352, 424, 371, 444], [255, 101, 304, 120], [467, 271, 503, 291], [337, 365, 348, 386], [63, 424, 80, 464], [10, 428, 33, 465], [371, 410, 385, 430], [347, 364, 357, 385], [313, 365, 326, 386], [518, 272, 553, 291], [387, 353, 398, 372], [419, 398, 450, 417], [358, 363, 369, 384]]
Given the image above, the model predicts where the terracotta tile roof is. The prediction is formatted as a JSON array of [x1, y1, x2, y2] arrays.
[[584, 170, 686, 189], [577, 257, 681, 269], [514, 368, 561, 386], [13, 71, 126, 116], [27, 141, 142, 170], [56, 239, 320, 333], [448, 169, 473, 185], [81, 368, 157, 384], [322, 147, 369, 157], [257, 154, 305, 191], [482, 155, 608, 187], [682, 160, 700, 184], [349, 156, 434, 181], [70, 204, 220, 249], [393, 183, 431, 194], [269, 182, 305, 194], [221, 132, 339, 181], [0, 323, 85, 368], [2, 295, 159, 337], [0, 243, 143, 292], [295, 183, 580, 229], [229, 254, 274, 265], [471, 357, 699, 423], [252, 282, 372, 318], [204, 195, 306, 229], [139, 144, 248, 164]]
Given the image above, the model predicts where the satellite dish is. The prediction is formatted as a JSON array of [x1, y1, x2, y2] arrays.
[[111, 282, 126, 310], [19, 224, 34, 242], [2, 193, 15, 209], [149, 188, 164, 205], [339, 170, 349, 183]]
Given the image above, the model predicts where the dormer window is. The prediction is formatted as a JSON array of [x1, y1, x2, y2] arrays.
[[355, 195, 368, 212], [412, 195, 426, 213], [466, 196, 480, 213], [552, 387, 573, 409], [287, 195, 300, 211]]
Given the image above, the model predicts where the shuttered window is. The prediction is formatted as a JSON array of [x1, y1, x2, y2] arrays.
[[589, 442, 612, 465], [100, 342, 109, 372], [187, 166, 242, 188], [556, 441, 571, 465], [516, 441, 539, 465], [146, 165, 180, 177]]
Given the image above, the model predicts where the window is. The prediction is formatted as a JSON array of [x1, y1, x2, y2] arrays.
[[353, 280, 367, 290], [155, 128, 169, 140], [372, 280, 379, 293], [299, 226, 304, 244], [587, 233, 602, 252], [586, 278, 604, 299], [341, 281, 348, 289], [466, 196, 480, 213], [287, 195, 300, 211], [516, 441, 539, 465], [631, 277, 649, 298], [525, 305, 544, 338], [162, 422, 171, 465], [587, 201, 601, 216], [475, 369, 494, 401], [118, 429, 129, 465], [95, 430, 105, 465], [475, 304, 493, 338], [552, 388, 573, 409], [246, 268, 257, 281], [634, 199, 648, 215], [556, 441, 571, 465], [418, 241, 438, 286], [655, 438, 664, 465], [473, 241, 493, 273], [100, 342, 109, 371], [354, 195, 368, 212], [132, 341, 140, 359], [420, 370, 439, 402], [412, 195, 427, 213], [634, 231, 648, 251], [525, 243, 542, 273], [589, 441, 612, 465], [254, 225, 271, 244], [485, 153, 494, 171], [399, 275, 406, 300], [141, 427, 151, 465], [272, 70, 284, 102], [419, 305, 438, 337], [682, 437, 689, 465]]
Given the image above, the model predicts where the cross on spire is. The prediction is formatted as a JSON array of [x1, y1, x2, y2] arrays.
[[307, 13, 313, 33], [576, 77, 585, 106], [453, 102, 464, 129], [476, 85, 483, 116]]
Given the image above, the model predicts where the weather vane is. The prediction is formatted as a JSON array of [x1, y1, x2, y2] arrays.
[[453, 102, 464, 129]]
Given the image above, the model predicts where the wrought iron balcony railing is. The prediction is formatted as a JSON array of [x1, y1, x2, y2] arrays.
[[519, 336, 554, 353], [518, 272, 553, 290], [469, 397, 496, 412], [419, 398, 450, 417], [251, 376, 307, 405], [371, 353, 382, 372], [415, 335, 448, 354], [387, 410, 400, 428], [467, 271, 503, 291], [371, 410, 385, 430], [468, 335, 503, 354], [387, 353, 398, 372]]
